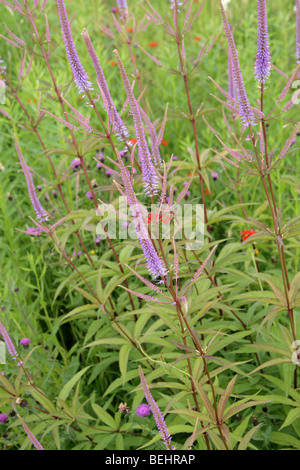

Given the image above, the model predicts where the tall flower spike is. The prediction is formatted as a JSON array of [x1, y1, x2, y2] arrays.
[[81, 29, 128, 140], [116, 151, 167, 278], [255, 0, 271, 83], [0, 321, 19, 361], [169, 0, 183, 10], [56, 0, 92, 93], [228, 47, 235, 100], [113, 50, 159, 196], [15, 139, 49, 222], [117, 0, 128, 21], [18, 415, 44, 450], [139, 366, 175, 450], [219, 1, 254, 126], [296, 0, 300, 63], [138, 103, 162, 167]]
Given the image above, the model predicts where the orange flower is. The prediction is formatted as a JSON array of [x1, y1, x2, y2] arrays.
[[194, 36, 201, 41], [241, 230, 257, 242], [130, 138, 137, 144], [127, 27, 133, 33], [149, 41, 158, 48], [111, 61, 117, 66], [161, 140, 168, 146], [27, 99, 31, 103], [187, 172, 192, 177], [204, 189, 211, 194]]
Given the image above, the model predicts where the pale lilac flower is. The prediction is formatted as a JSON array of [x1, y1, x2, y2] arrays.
[[56, 0, 92, 93], [219, 1, 254, 126], [169, 0, 183, 10], [255, 0, 271, 83], [211, 171, 219, 180], [37, 185, 42, 192], [0, 413, 8, 424], [16, 139, 49, 222], [106, 169, 114, 177], [117, 0, 128, 20], [86, 191, 93, 199], [81, 29, 128, 140], [296, 0, 300, 62], [136, 404, 151, 418], [95, 237, 101, 244], [139, 366, 175, 450]]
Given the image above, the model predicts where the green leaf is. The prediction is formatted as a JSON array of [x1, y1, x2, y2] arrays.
[[58, 366, 91, 401], [238, 424, 262, 450], [92, 403, 116, 429], [119, 344, 132, 385], [280, 407, 300, 430]]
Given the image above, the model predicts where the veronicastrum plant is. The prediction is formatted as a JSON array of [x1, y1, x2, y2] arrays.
[[0, 0, 299, 451]]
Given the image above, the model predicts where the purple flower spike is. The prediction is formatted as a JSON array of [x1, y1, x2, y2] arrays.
[[136, 404, 151, 418], [0, 321, 19, 362], [116, 152, 167, 278], [0, 413, 8, 424], [18, 416, 44, 450], [20, 338, 31, 347], [255, 0, 271, 83], [228, 46, 235, 100], [139, 366, 175, 450], [81, 29, 128, 141], [219, 1, 254, 127], [16, 139, 49, 222], [57, 0, 92, 94], [296, 0, 300, 63], [113, 50, 159, 196]]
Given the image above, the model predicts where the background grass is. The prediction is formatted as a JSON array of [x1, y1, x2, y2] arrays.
[[0, 0, 299, 450]]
